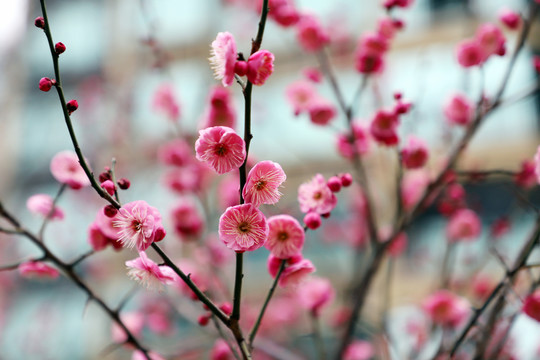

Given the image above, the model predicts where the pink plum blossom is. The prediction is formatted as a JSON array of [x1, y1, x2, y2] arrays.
[[268, 253, 316, 287], [303, 67, 322, 83], [401, 170, 430, 211], [209, 32, 237, 87], [343, 340, 375, 360], [296, 14, 330, 52], [355, 51, 384, 74], [401, 135, 429, 169], [152, 83, 181, 121], [259, 0, 300, 27], [523, 290, 540, 322], [125, 251, 175, 291], [114, 200, 166, 251], [377, 17, 401, 39], [88, 209, 123, 251], [265, 215, 305, 259], [163, 163, 212, 194], [211, 338, 235, 360], [219, 204, 269, 252], [50, 150, 91, 189], [498, 8, 521, 30], [336, 122, 371, 159], [370, 109, 399, 146], [18, 261, 60, 279], [243, 160, 286, 206], [246, 50, 275, 86], [297, 276, 335, 316], [358, 31, 389, 56], [444, 93, 475, 126], [298, 174, 337, 214], [170, 197, 205, 240], [285, 80, 317, 116], [446, 209, 482, 242], [422, 290, 471, 328], [456, 39, 483, 68], [195, 126, 246, 174], [475, 23, 506, 60], [26, 194, 64, 220]]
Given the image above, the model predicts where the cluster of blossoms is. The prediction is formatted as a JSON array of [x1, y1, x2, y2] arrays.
[[209, 32, 274, 87], [456, 23, 506, 68], [286, 78, 337, 126]]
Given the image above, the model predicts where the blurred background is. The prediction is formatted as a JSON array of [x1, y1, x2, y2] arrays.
[[0, 0, 540, 359]]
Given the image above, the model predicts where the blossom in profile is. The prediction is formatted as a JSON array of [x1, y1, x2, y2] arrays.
[[246, 50, 275, 86], [243, 160, 286, 207], [265, 215, 305, 259], [268, 253, 316, 287], [50, 150, 91, 189], [336, 122, 371, 159], [200, 86, 236, 129], [219, 204, 269, 252], [446, 208, 482, 242], [209, 32, 237, 87], [152, 83, 181, 121], [19, 261, 60, 279], [298, 174, 337, 214], [401, 135, 429, 169], [296, 276, 335, 316], [195, 126, 246, 174], [523, 290, 540, 322], [26, 194, 64, 220], [422, 290, 470, 328], [370, 109, 399, 146], [114, 200, 166, 251], [125, 251, 175, 291], [456, 39, 483, 68], [343, 340, 375, 360], [296, 14, 330, 52], [443, 93, 475, 126]]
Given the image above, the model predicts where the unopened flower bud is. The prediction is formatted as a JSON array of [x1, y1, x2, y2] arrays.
[[220, 302, 233, 315], [34, 17, 45, 29], [197, 314, 210, 326], [100, 180, 116, 196], [103, 205, 118, 218], [55, 42, 66, 54], [234, 61, 248, 76], [327, 176, 342, 192], [117, 178, 131, 190], [66, 99, 78, 114], [304, 212, 321, 230], [39, 77, 53, 92], [340, 173, 353, 187], [98, 171, 111, 183]]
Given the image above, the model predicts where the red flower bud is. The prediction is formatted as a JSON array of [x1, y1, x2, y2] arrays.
[[117, 178, 131, 190], [55, 42, 66, 54], [39, 77, 54, 92], [304, 212, 321, 230], [327, 176, 342, 192], [103, 205, 118, 218], [34, 17, 45, 29], [66, 99, 78, 114], [98, 171, 111, 183]]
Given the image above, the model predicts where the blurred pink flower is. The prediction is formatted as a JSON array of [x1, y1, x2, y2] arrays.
[[443, 93, 475, 126], [195, 126, 246, 174], [210, 32, 237, 87], [219, 204, 268, 252], [114, 200, 166, 251], [50, 150, 91, 189], [298, 174, 337, 214], [297, 276, 335, 316], [246, 50, 275, 86], [456, 39, 483, 68], [343, 340, 375, 360], [475, 23, 506, 60], [401, 135, 429, 169], [170, 197, 205, 240], [125, 251, 175, 291], [355, 51, 384, 74], [370, 109, 399, 146], [386, 232, 408, 258], [296, 14, 330, 52], [358, 31, 389, 56], [516, 159, 537, 189], [260, 0, 300, 27], [446, 208, 482, 242], [422, 290, 470, 328], [88, 209, 123, 251], [285, 80, 317, 116], [243, 160, 286, 207], [268, 253, 315, 287], [200, 86, 236, 129], [308, 98, 337, 125], [265, 214, 305, 259], [498, 8, 521, 30], [18, 261, 60, 279], [401, 170, 430, 211], [152, 83, 181, 121], [211, 338, 234, 360], [157, 139, 193, 167], [163, 163, 212, 194], [112, 312, 144, 344], [377, 17, 401, 39], [336, 122, 371, 159], [303, 67, 323, 83], [26, 194, 64, 220]]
